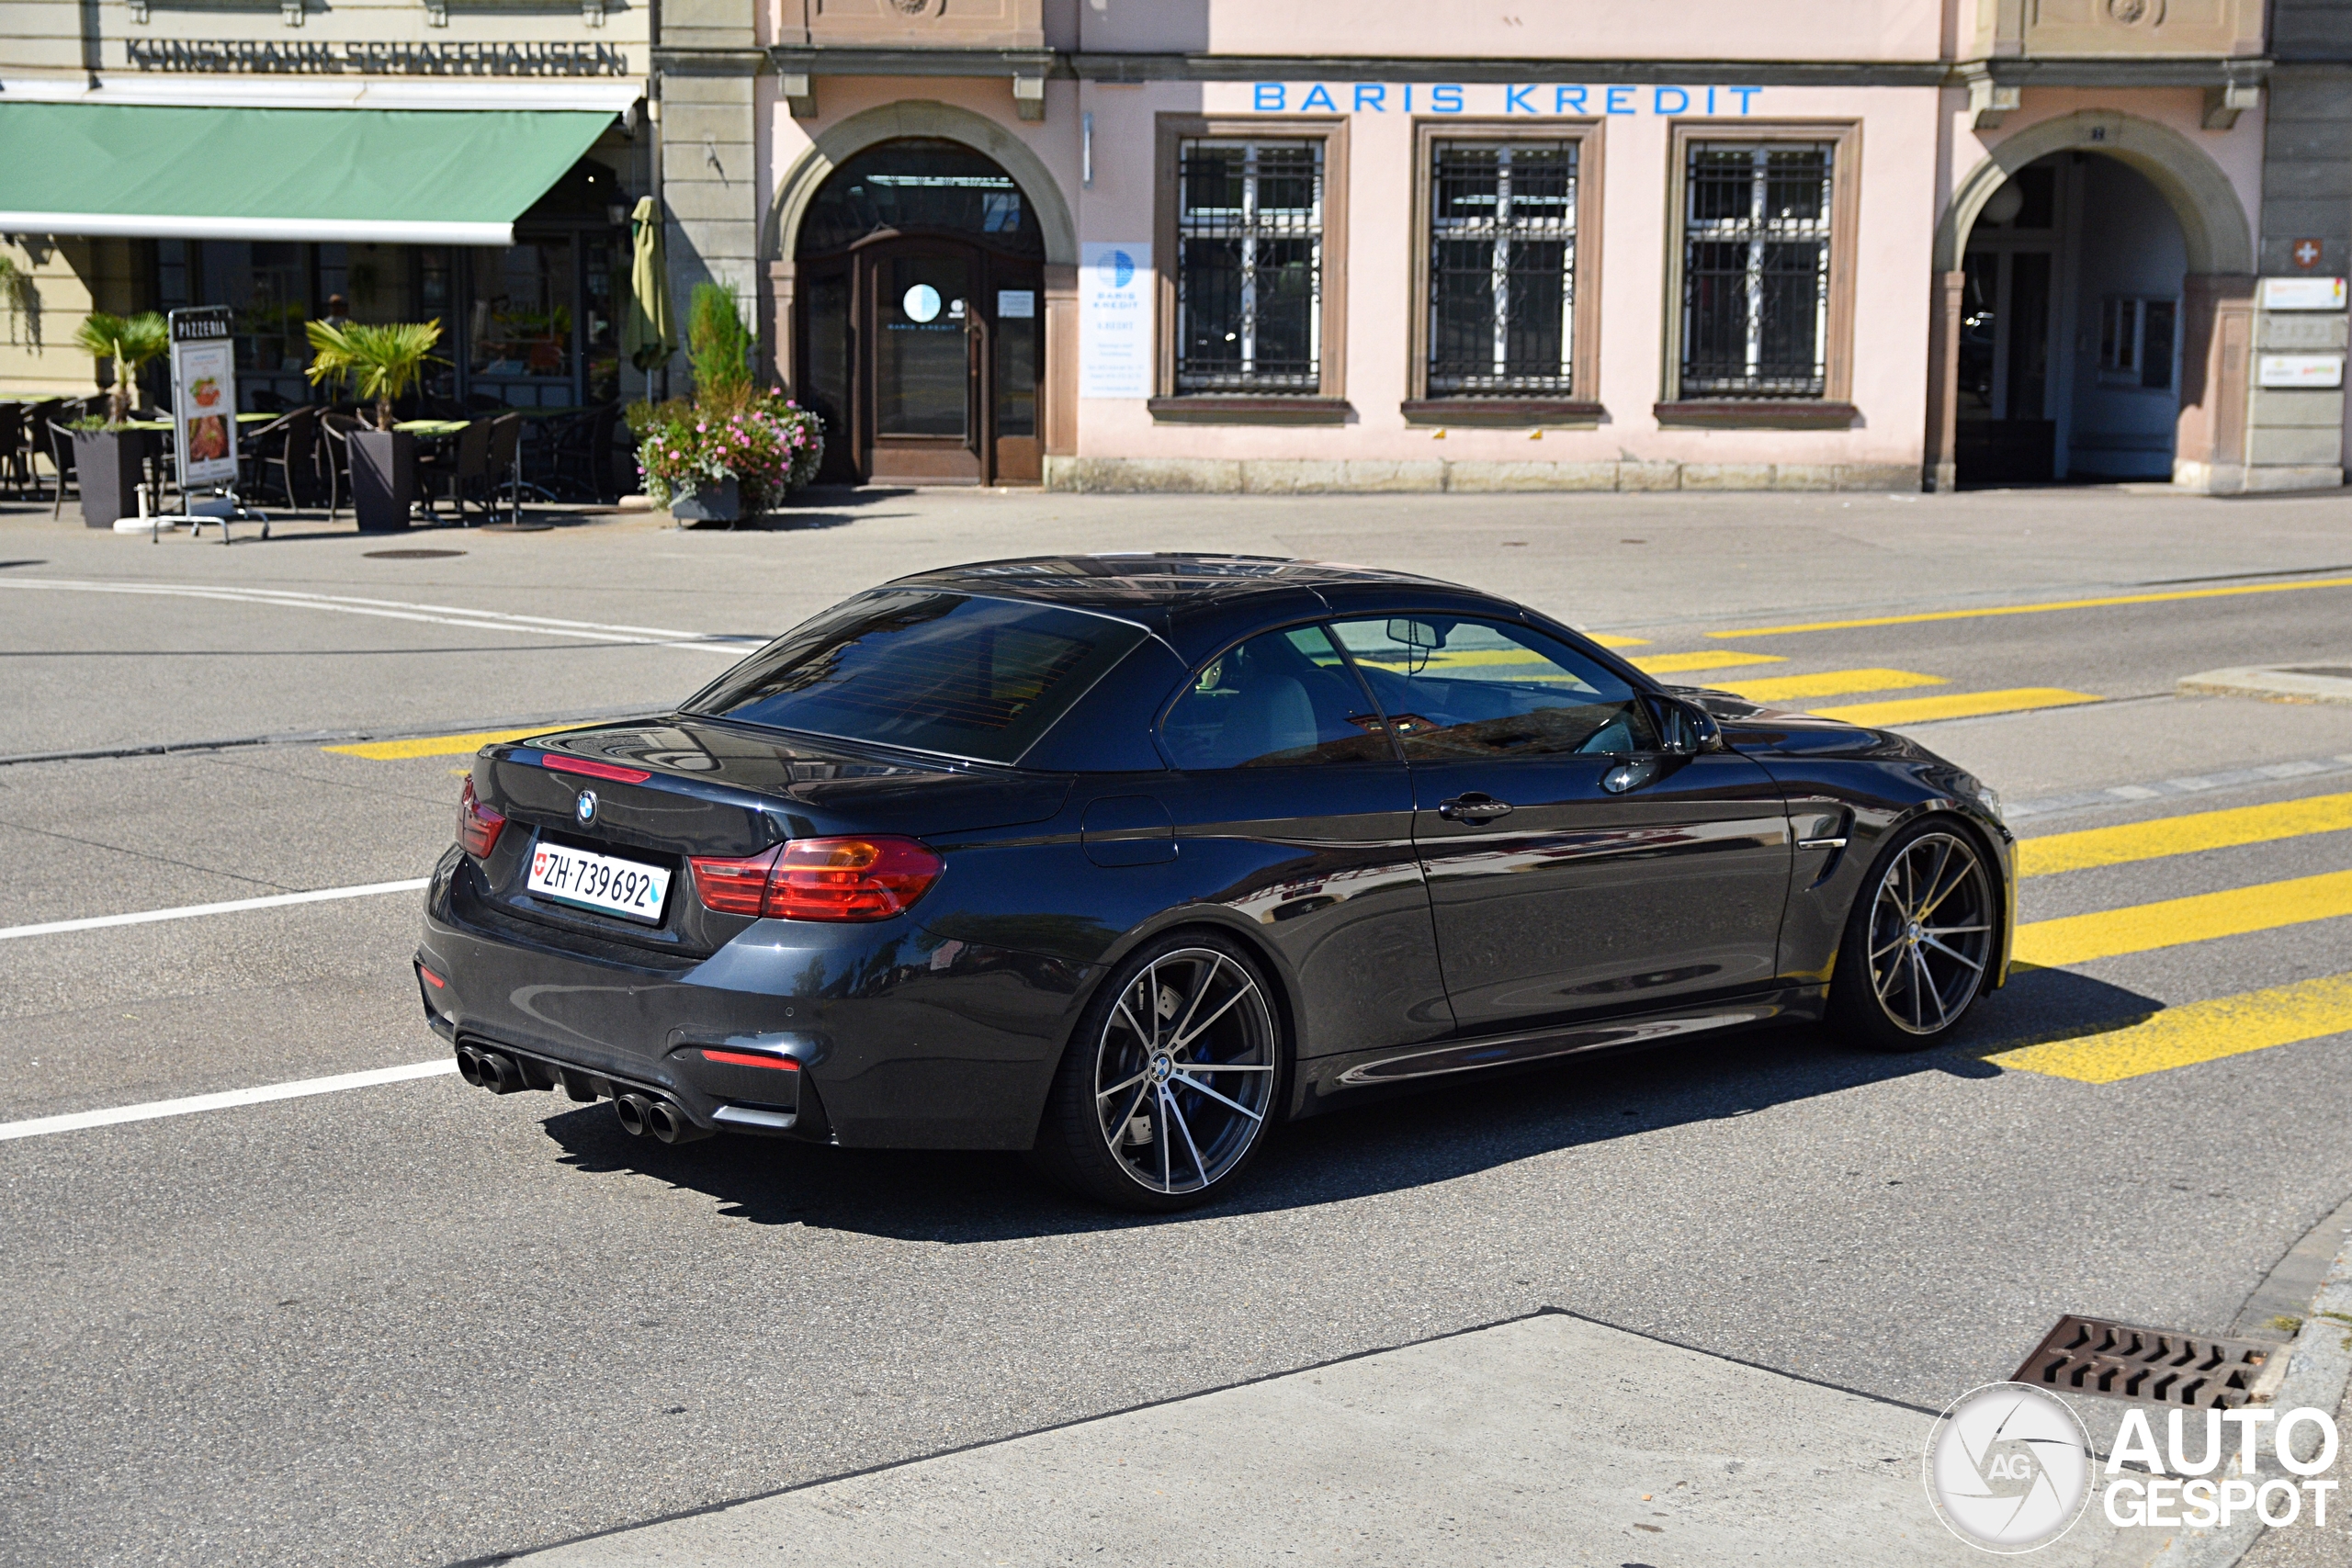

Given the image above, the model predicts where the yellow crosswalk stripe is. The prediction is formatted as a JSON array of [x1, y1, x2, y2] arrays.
[[2019, 793, 2352, 877], [1714, 668, 1946, 703], [1587, 633, 1650, 649], [1984, 972, 2352, 1084], [2013, 868, 2352, 967], [1630, 649, 1790, 675], [325, 726, 560, 761], [1706, 574, 2352, 639], [1809, 687, 2102, 727]]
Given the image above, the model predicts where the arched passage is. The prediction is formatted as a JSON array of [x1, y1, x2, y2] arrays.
[[1925, 111, 2256, 491], [765, 104, 1077, 486]]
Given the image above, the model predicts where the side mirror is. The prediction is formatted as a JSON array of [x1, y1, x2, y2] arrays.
[[1656, 696, 1726, 755]]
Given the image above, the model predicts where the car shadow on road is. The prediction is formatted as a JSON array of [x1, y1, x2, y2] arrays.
[[534, 967, 2164, 1246]]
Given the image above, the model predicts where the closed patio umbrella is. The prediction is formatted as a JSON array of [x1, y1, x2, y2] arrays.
[[622, 196, 675, 377]]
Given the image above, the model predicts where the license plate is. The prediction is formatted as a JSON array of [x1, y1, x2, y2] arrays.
[[526, 840, 671, 925]]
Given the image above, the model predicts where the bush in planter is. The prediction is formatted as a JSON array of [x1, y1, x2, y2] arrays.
[[687, 282, 754, 403], [64, 412, 148, 528], [305, 320, 443, 531], [629, 393, 823, 519], [74, 310, 167, 425], [303, 318, 442, 430]]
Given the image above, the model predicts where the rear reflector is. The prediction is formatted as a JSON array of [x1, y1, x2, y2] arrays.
[[418, 964, 448, 989], [542, 755, 653, 784], [688, 836, 943, 921], [458, 776, 506, 858], [699, 1048, 799, 1071]]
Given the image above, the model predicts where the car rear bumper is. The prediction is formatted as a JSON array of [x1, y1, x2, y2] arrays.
[[416, 848, 1094, 1149]]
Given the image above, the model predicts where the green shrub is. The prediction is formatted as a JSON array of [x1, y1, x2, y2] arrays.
[[687, 282, 753, 402]]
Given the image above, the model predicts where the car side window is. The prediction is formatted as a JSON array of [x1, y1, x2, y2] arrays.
[[1326, 615, 1659, 761], [1160, 625, 1398, 769]]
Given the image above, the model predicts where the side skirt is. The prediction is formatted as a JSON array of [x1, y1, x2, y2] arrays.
[[1287, 986, 1827, 1119]]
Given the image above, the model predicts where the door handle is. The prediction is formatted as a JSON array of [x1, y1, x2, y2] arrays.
[[1438, 793, 1513, 823]]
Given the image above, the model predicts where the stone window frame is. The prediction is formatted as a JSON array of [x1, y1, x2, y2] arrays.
[[1658, 119, 1862, 430], [1402, 118, 1607, 429], [1151, 113, 1351, 424]]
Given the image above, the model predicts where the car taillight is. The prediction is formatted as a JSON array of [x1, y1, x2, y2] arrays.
[[772, 837, 944, 920], [458, 775, 506, 858], [688, 846, 780, 916], [688, 836, 943, 922]]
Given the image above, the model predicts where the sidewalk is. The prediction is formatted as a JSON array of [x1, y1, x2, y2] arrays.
[[510, 1312, 2129, 1568]]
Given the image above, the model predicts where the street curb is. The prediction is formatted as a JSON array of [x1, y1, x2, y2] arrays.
[[2140, 1224, 2352, 1568], [2177, 666, 2352, 705]]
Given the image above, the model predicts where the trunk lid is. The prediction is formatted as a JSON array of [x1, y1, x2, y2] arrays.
[[459, 716, 1072, 956]]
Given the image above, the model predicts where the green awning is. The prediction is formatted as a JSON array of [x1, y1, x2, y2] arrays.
[[0, 102, 617, 246]]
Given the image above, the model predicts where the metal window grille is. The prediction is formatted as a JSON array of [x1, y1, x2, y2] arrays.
[[1427, 141, 1577, 396], [1680, 143, 1834, 399], [1176, 140, 1323, 393]]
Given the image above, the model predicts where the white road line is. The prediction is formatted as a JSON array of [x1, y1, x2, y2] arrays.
[[0, 877, 429, 942], [0, 1059, 457, 1143], [0, 578, 758, 653]]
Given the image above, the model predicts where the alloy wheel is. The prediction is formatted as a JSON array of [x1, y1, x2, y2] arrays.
[[1864, 830, 1994, 1035], [1092, 947, 1277, 1196]]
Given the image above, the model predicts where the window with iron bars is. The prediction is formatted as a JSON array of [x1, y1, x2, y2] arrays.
[[1427, 141, 1577, 397], [1679, 143, 1834, 399], [1176, 140, 1323, 393]]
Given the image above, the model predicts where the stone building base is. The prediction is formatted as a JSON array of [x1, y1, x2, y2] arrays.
[[1043, 457, 1922, 494]]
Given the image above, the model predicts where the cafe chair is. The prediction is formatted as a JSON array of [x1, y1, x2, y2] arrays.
[[483, 412, 525, 525], [45, 416, 78, 521], [0, 403, 28, 496], [245, 407, 319, 509], [417, 418, 491, 524], [19, 400, 62, 502], [549, 403, 623, 504], [318, 412, 364, 525]]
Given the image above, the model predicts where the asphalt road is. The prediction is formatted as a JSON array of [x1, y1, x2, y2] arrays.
[[4, 487, 2351, 1566]]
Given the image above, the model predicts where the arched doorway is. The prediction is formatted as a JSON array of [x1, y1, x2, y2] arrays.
[[1958, 152, 2188, 485], [1928, 111, 2256, 493], [791, 138, 1046, 486]]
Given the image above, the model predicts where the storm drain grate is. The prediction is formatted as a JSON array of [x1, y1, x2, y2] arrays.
[[2012, 1315, 2284, 1409], [362, 548, 467, 559]]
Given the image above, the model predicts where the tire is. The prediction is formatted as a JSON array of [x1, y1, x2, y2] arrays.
[[1031, 931, 1285, 1212], [1828, 818, 1999, 1053]]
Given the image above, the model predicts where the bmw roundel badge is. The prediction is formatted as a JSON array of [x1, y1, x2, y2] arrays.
[[574, 790, 597, 826]]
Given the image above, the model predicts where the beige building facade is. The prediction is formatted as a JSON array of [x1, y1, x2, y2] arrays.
[[3, 1, 2340, 495], [749, 0, 2335, 494], [2, 0, 653, 411]]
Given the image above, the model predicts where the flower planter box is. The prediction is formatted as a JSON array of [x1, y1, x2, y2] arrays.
[[670, 478, 742, 525], [350, 429, 416, 534], [73, 429, 149, 529]]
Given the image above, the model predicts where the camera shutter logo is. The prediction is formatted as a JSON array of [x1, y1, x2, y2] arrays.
[[575, 790, 597, 827], [1924, 1382, 2094, 1552]]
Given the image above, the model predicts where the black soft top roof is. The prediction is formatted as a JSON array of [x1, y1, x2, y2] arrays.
[[880, 554, 1453, 618]]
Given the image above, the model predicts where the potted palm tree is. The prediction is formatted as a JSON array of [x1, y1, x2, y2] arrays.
[[305, 318, 442, 532], [69, 310, 167, 527]]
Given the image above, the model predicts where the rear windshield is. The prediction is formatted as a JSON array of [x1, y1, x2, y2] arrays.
[[684, 591, 1147, 764]]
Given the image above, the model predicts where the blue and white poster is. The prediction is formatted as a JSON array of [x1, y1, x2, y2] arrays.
[[1080, 243, 1150, 399]]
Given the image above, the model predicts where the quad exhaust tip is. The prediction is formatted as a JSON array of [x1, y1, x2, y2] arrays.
[[645, 1098, 713, 1145], [614, 1092, 650, 1136], [456, 1045, 527, 1094]]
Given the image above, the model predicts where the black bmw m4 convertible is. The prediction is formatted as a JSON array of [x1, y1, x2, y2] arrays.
[[418, 555, 2013, 1210]]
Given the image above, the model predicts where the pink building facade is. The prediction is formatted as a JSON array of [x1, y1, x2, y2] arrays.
[[733, 0, 2330, 493]]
